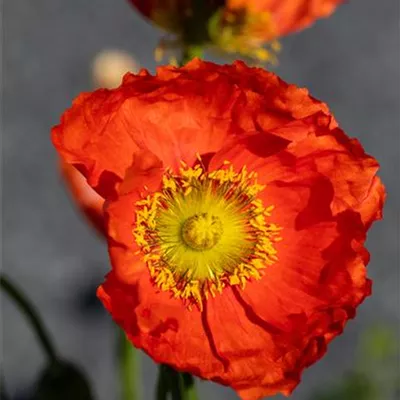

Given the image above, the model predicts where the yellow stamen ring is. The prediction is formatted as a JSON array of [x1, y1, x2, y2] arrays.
[[133, 162, 281, 309]]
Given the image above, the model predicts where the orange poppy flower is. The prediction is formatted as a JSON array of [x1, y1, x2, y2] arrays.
[[213, 0, 344, 61], [227, 0, 344, 36], [52, 59, 385, 400], [128, 0, 344, 62]]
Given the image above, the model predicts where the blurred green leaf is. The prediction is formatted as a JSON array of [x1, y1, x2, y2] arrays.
[[34, 361, 94, 400], [312, 325, 399, 400], [341, 372, 377, 400], [359, 326, 398, 362], [311, 372, 377, 400]]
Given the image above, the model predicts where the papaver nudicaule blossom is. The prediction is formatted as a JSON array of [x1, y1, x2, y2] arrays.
[[52, 59, 385, 400]]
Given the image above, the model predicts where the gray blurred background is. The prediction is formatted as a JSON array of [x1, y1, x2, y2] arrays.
[[2, 0, 399, 399]]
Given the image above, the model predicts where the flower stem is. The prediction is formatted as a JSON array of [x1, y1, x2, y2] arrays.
[[181, 45, 204, 65], [181, 373, 198, 400], [118, 329, 140, 400], [180, 0, 209, 66], [156, 365, 198, 400], [156, 365, 169, 400], [0, 274, 58, 363]]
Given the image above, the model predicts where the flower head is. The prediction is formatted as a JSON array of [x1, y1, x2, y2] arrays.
[[212, 0, 345, 62], [128, 0, 344, 63], [52, 59, 385, 399], [226, 0, 345, 36]]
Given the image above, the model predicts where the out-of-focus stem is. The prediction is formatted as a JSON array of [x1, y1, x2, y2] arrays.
[[0, 274, 58, 363], [180, 0, 208, 66], [156, 365, 198, 400], [156, 365, 169, 400], [181, 373, 198, 400], [119, 329, 141, 400], [181, 45, 204, 65]]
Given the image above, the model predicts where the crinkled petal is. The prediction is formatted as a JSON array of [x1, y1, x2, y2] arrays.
[[59, 160, 105, 237], [52, 60, 338, 200], [228, 0, 344, 35], [210, 125, 385, 228]]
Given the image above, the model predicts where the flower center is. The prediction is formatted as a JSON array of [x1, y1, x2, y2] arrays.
[[133, 161, 281, 310], [182, 213, 223, 250]]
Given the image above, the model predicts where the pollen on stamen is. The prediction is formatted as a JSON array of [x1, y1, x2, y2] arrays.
[[132, 161, 281, 309]]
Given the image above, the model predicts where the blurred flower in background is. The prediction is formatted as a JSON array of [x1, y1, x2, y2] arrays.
[[127, 0, 223, 33], [128, 0, 224, 63], [210, 0, 344, 62], [128, 0, 344, 63], [91, 49, 140, 89]]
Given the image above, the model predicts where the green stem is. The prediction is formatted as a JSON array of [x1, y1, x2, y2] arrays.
[[156, 365, 198, 400], [181, 373, 198, 400], [168, 368, 183, 400], [179, 0, 210, 66], [181, 45, 204, 65], [156, 365, 169, 400], [119, 329, 140, 400], [0, 274, 58, 363]]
